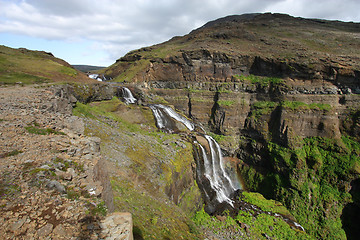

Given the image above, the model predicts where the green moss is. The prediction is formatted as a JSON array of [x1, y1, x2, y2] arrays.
[[111, 178, 200, 240], [240, 192, 291, 217], [218, 99, 235, 106], [250, 101, 279, 120], [234, 74, 283, 87], [281, 101, 332, 112], [25, 125, 65, 135], [208, 132, 226, 143], [244, 136, 360, 239], [192, 202, 312, 240], [0, 172, 21, 199], [235, 212, 313, 240]]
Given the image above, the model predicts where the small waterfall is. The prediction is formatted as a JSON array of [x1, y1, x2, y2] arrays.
[[122, 87, 137, 104], [149, 103, 240, 209], [149, 104, 194, 132], [88, 74, 103, 81]]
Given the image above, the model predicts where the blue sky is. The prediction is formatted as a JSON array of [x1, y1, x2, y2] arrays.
[[1, 0, 360, 66]]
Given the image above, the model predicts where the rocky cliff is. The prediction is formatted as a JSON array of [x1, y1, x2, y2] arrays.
[[98, 13, 360, 239]]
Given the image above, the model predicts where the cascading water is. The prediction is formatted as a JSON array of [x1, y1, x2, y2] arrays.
[[149, 104, 194, 132], [149, 103, 240, 209], [195, 140, 234, 206], [122, 87, 137, 104], [146, 96, 304, 231]]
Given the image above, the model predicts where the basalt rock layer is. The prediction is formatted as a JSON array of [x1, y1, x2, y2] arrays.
[[100, 13, 360, 240]]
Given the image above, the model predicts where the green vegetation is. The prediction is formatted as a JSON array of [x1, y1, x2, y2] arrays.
[[0, 171, 21, 199], [208, 132, 227, 143], [282, 101, 332, 111], [73, 97, 203, 239], [240, 136, 360, 239], [250, 101, 279, 120], [0, 45, 87, 84], [249, 100, 332, 122], [25, 124, 65, 135], [109, 41, 190, 82], [112, 178, 200, 239], [53, 157, 85, 173], [0, 72, 48, 85], [113, 59, 150, 82], [60, 66, 78, 77], [87, 200, 107, 216], [234, 74, 283, 87], [0, 149, 23, 158], [240, 192, 291, 217], [193, 193, 312, 240], [218, 99, 235, 106]]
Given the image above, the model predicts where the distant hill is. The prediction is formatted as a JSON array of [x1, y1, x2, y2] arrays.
[[72, 65, 105, 73], [0, 45, 96, 85]]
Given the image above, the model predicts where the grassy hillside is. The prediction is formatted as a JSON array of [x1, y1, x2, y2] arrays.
[[101, 13, 360, 82], [0, 45, 96, 85]]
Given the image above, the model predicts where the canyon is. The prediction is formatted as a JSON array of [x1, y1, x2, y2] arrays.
[[96, 13, 360, 239], [1, 12, 360, 240]]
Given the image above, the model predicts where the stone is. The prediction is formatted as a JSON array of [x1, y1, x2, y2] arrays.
[[9, 217, 26, 232], [46, 180, 66, 193], [37, 223, 53, 237], [101, 212, 133, 240], [53, 224, 72, 237]]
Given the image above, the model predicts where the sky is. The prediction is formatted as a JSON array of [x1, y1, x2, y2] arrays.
[[0, 0, 359, 66]]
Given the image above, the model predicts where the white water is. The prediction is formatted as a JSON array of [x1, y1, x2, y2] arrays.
[[204, 135, 237, 192], [88, 74, 103, 81], [150, 103, 240, 206], [196, 140, 234, 206], [149, 105, 168, 130], [122, 87, 137, 104], [149, 104, 194, 131]]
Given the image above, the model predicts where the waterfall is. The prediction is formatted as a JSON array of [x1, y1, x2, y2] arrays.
[[149, 104, 194, 132], [195, 140, 234, 206], [149, 103, 240, 208], [204, 135, 237, 192], [122, 87, 137, 104], [148, 101, 305, 231], [88, 74, 103, 81]]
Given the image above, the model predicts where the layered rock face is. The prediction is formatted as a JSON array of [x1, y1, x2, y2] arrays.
[[146, 81, 359, 144], [99, 13, 360, 239]]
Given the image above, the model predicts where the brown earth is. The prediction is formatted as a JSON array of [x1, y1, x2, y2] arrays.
[[0, 85, 127, 239]]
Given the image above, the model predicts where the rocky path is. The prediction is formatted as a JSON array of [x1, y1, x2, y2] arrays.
[[0, 85, 129, 239]]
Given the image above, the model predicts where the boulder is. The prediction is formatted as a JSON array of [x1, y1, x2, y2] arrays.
[[101, 212, 133, 240]]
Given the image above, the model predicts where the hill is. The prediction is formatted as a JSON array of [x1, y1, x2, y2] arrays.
[[0, 45, 96, 84], [72, 65, 105, 73], [102, 12, 360, 89], [98, 13, 360, 240]]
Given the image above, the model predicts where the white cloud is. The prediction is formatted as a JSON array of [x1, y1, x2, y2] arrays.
[[0, 0, 359, 65]]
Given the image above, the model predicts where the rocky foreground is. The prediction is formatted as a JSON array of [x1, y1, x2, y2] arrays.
[[0, 85, 132, 240]]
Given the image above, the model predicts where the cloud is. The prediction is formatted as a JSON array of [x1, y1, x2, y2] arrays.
[[0, 0, 359, 65]]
